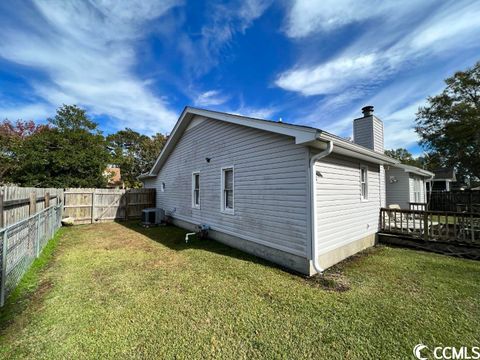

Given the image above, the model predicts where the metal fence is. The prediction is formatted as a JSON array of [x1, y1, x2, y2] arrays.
[[0, 203, 63, 306], [429, 190, 480, 213]]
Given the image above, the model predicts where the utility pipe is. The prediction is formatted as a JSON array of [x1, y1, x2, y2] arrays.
[[185, 232, 196, 243], [309, 140, 333, 274]]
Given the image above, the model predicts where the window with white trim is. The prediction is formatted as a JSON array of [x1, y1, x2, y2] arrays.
[[360, 165, 368, 200], [221, 167, 234, 213], [413, 178, 421, 203], [192, 172, 200, 208]]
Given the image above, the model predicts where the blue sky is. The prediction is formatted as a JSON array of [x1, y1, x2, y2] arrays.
[[1, 1, 479, 155]]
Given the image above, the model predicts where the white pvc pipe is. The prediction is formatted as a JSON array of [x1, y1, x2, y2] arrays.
[[310, 140, 333, 274], [185, 232, 196, 243]]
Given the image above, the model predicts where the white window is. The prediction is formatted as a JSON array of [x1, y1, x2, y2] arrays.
[[161, 182, 165, 192], [221, 167, 234, 214], [360, 165, 368, 200], [192, 172, 200, 208], [413, 178, 421, 202]]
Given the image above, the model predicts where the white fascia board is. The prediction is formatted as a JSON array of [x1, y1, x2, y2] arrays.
[[186, 107, 318, 144], [394, 164, 434, 178], [317, 133, 399, 165], [148, 107, 318, 175]]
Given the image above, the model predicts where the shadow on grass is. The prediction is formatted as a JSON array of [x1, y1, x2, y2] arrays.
[[116, 220, 303, 276], [0, 229, 64, 331]]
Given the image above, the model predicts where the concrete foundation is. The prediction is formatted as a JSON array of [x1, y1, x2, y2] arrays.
[[172, 217, 377, 276], [315, 233, 377, 271]]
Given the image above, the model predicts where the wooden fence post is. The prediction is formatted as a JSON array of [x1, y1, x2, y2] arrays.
[[91, 191, 95, 224], [45, 192, 50, 209], [1, 229, 7, 307], [29, 192, 36, 216], [0, 190, 4, 229], [125, 190, 129, 221]]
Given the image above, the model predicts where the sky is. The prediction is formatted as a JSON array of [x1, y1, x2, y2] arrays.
[[1, 0, 479, 156]]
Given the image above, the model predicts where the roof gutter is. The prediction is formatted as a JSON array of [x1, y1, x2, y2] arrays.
[[309, 140, 333, 274], [138, 173, 156, 180], [316, 132, 398, 165]]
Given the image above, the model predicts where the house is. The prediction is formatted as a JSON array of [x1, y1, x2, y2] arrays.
[[385, 164, 434, 209], [426, 168, 456, 192], [104, 166, 124, 189], [140, 106, 398, 275]]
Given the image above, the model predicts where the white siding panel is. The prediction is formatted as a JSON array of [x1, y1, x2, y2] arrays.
[[145, 117, 309, 256], [314, 155, 381, 254]]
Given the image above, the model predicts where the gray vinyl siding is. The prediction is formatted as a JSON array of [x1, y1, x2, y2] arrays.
[[142, 178, 155, 189], [385, 167, 410, 209], [314, 154, 381, 255], [146, 116, 309, 256], [372, 117, 384, 153], [353, 116, 384, 153]]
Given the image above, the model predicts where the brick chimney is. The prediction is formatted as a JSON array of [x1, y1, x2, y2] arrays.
[[353, 105, 384, 153]]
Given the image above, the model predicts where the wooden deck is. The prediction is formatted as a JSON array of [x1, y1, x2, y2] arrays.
[[379, 208, 480, 259]]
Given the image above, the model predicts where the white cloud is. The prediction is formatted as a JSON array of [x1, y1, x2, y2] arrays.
[[322, 78, 445, 150], [275, 53, 393, 96], [233, 105, 277, 120], [277, 0, 480, 100], [181, 0, 272, 76], [194, 90, 230, 107], [0, 103, 53, 122], [285, 0, 418, 38], [0, 0, 182, 134]]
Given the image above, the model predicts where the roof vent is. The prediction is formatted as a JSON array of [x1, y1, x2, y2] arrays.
[[361, 105, 374, 117]]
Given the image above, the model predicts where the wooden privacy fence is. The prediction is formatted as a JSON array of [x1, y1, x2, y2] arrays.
[[0, 186, 64, 229], [429, 190, 480, 213], [379, 207, 480, 259], [63, 188, 155, 225]]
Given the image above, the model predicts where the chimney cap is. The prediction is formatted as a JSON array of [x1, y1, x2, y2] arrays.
[[362, 105, 374, 117]]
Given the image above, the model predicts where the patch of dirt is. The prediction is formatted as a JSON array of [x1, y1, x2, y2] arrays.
[[339, 246, 383, 266], [305, 271, 351, 292], [0, 279, 54, 333], [30, 280, 54, 305], [305, 247, 386, 291]]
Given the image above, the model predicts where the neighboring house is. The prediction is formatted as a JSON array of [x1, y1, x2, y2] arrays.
[[104, 166, 124, 189], [385, 164, 434, 209], [140, 106, 398, 275], [426, 168, 457, 192]]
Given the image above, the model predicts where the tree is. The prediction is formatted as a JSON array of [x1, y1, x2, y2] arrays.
[[416, 61, 480, 183], [11, 105, 110, 187], [107, 129, 167, 188], [384, 148, 422, 167], [0, 120, 48, 184]]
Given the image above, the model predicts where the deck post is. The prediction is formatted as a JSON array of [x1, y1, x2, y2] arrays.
[[1, 229, 8, 307], [423, 212, 429, 241]]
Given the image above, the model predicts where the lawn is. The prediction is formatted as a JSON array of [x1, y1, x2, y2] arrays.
[[0, 222, 479, 359]]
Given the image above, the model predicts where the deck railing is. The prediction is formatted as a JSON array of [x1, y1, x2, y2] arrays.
[[409, 202, 427, 211], [380, 207, 480, 246]]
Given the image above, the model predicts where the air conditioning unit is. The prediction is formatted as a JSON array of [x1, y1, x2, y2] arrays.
[[141, 208, 165, 226]]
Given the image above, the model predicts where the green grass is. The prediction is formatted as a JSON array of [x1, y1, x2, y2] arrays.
[[0, 222, 479, 359]]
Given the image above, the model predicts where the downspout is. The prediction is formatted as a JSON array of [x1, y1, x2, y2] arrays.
[[309, 140, 333, 274]]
